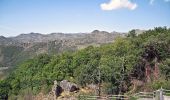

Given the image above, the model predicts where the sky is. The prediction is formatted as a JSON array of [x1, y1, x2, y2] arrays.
[[0, 0, 170, 37]]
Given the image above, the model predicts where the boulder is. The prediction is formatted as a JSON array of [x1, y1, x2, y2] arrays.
[[60, 80, 79, 92]]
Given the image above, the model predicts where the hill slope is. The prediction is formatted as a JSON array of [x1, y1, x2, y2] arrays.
[[0, 30, 123, 77], [0, 27, 169, 99]]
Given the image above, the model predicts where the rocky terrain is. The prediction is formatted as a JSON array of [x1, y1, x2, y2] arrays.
[[0, 30, 125, 78]]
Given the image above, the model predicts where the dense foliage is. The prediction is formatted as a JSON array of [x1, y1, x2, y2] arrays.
[[0, 27, 170, 99], [0, 45, 24, 67]]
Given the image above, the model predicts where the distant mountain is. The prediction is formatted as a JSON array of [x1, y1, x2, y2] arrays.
[[0, 30, 126, 77], [0, 36, 18, 46], [9, 31, 123, 43]]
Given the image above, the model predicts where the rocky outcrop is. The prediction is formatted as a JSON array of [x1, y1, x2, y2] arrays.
[[48, 80, 79, 100], [60, 80, 79, 92]]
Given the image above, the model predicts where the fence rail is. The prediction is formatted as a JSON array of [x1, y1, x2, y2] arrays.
[[78, 88, 170, 100], [79, 95, 129, 100]]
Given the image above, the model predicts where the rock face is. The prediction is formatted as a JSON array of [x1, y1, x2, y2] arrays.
[[50, 80, 79, 100], [60, 80, 79, 92]]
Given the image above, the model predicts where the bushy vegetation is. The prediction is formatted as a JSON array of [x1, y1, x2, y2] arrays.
[[0, 45, 24, 67], [0, 27, 170, 99]]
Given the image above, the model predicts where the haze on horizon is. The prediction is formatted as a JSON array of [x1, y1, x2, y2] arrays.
[[0, 0, 170, 37]]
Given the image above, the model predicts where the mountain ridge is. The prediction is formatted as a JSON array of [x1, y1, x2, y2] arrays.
[[0, 30, 127, 76], [0, 29, 145, 78]]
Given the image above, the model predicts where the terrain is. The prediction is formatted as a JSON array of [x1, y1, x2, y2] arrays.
[[0, 30, 123, 78], [1, 27, 170, 99]]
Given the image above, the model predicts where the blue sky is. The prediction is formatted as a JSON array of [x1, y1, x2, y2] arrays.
[[0, 0, 170, 37]]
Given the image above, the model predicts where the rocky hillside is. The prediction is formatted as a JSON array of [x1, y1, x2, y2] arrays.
[[0, 30, 124, 77], [0, 27, 169, 100], [1, 30, 124, 45]]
